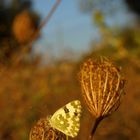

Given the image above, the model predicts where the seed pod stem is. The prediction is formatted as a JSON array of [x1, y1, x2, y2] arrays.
[[89, 116, 104, 140]]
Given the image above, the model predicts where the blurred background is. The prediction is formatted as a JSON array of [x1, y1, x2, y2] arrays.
[[0, 0, 140, 139]]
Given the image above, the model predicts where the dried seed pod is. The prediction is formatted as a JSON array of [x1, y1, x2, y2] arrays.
[[29, 117, 66, 140], [12, 10, 37, 44], [79, 58, 126, 118]]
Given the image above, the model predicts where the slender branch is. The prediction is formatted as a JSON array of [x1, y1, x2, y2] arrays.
[[38, 0, 61, 30], [31, 0, 62, 41], [88, 117, 104, 140], [14, 0, 61, 64]]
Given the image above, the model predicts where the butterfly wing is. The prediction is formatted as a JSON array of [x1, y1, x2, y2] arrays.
[[49, 100, 82, 137]]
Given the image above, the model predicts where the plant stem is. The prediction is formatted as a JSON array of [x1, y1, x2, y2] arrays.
[[66, 135, 68, 140], [88, 116, 104, 140], [31, 0, 62, 41], [38, 0, 61, 30], [16, 0, 61, 64]]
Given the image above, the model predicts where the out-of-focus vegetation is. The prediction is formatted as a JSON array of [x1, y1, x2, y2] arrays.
[[0, 0, 140, 140], [125, 0, 140, 16], [0, 0, 40, 65]]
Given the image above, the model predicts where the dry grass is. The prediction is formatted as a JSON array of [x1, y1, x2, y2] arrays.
[[0, 58, 140, 140]]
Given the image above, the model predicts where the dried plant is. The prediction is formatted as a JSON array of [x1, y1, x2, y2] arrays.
[[12, 10, 37, 44], [79, 57, 126, 140], [29, 117, 66, 140]]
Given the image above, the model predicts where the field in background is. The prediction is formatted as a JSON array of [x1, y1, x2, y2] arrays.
[[0, 54, 140, 140]]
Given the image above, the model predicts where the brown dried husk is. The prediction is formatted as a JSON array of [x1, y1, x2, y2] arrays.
[[79, 58, 126, 118], [12, 10, 36, 44], [29, 117, 66, 140]]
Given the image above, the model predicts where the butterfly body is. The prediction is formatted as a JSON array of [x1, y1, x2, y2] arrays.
[[49, 100, 82, 138]]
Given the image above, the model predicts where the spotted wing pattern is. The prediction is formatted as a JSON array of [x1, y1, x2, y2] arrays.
[[49, 100, 82, 137]]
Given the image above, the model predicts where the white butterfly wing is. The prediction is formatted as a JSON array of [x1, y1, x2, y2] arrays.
[[49, 100, 82, 137]]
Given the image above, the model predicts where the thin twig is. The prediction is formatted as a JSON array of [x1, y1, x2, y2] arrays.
[[88, 117, 104, 140], [38, 0, 61, 30], [31, 0, 62, 42], [15, 0, 61, 64]]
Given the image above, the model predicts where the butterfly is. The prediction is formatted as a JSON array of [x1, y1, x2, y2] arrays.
[[49, 100, 82, 138]]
